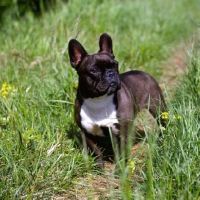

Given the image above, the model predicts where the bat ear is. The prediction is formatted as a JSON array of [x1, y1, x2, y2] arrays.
[[98, 33, 114, 58], [68, 39, 87, 70]]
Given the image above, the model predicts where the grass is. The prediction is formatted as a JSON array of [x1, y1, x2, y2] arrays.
[[149, 45, 200, 199], [0, 0, 200, 199]]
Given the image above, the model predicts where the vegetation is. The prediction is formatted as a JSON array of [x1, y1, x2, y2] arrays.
[[0, 0, 62, 21], [0, 0, 199, 199]]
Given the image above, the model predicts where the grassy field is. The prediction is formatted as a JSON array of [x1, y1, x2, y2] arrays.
[[0, 0, 200, 199]]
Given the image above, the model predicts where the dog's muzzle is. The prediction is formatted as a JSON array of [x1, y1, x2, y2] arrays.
[[107, 79, 121, 94]]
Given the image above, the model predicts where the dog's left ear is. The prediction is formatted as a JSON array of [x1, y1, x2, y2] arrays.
[[98, 33, 114, 58]]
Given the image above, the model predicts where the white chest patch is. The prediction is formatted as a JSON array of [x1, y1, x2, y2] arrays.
[[80, 94, 119, 137]]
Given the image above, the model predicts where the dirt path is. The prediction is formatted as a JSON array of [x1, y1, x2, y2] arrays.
[[55, 41, 190, 200], [161, 42, 188, 93]]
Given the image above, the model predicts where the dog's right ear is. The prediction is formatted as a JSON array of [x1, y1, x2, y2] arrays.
[[98, 33, 114, 58], [68, 39, 87, 70]]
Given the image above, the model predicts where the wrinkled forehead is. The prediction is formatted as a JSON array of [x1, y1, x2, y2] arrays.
[[82, 53, 117, 67]]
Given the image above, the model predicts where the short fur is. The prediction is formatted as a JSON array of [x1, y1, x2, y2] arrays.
[[68, 33, 166, 167]]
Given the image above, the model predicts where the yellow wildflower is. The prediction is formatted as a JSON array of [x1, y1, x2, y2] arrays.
[[128, 159, 136, 174], [161, 111, 181, 120], [161, 111, 169, 119], [160, 126, 166, 131], [173, 115, 181, 119], [0, 83, 16, 99], [73, 82, 78, 89]]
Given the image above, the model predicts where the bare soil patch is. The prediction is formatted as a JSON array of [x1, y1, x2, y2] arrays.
[[160, 42, 188, 93]]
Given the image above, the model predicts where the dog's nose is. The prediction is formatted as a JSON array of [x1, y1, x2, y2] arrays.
[[107, 71, 115, 78]]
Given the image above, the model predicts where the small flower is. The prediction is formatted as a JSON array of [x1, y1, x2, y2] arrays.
[[173, 115, 181, 119], [0, 82, 16, 99], [160, 126, 166, 131], [161, 111, 181, 121], [161, 111, 169, 119], [73, 82, 78, 89], [128, 159, 136, 174]]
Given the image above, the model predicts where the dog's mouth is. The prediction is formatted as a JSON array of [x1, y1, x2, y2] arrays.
[[92, 80, 120, 97], [107, 82, 121, 95]]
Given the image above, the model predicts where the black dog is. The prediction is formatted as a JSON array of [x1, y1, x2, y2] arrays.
[[68, 33, 166, 167]]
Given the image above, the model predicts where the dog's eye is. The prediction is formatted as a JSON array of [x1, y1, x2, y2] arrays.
[[115, 62, 118, 68], [90, 68, 100, 73]]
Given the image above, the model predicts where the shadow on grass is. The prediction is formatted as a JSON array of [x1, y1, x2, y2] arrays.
[[67, 121, 149, 165]]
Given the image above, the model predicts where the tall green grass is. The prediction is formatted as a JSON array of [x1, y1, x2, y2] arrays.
[[147, 42, 200, 199], [0, 0, 200, 199]]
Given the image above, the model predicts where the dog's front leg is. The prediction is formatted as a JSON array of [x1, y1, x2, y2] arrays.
[[81, 131, 104, 168]]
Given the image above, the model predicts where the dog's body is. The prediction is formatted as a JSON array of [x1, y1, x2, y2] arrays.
[[68, 33, 166, 167]]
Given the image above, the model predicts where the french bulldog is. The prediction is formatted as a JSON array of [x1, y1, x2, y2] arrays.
[[68, 33, 166, 167]]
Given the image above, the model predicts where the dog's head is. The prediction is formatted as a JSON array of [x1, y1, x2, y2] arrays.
[[68, 33, 121, 99]]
